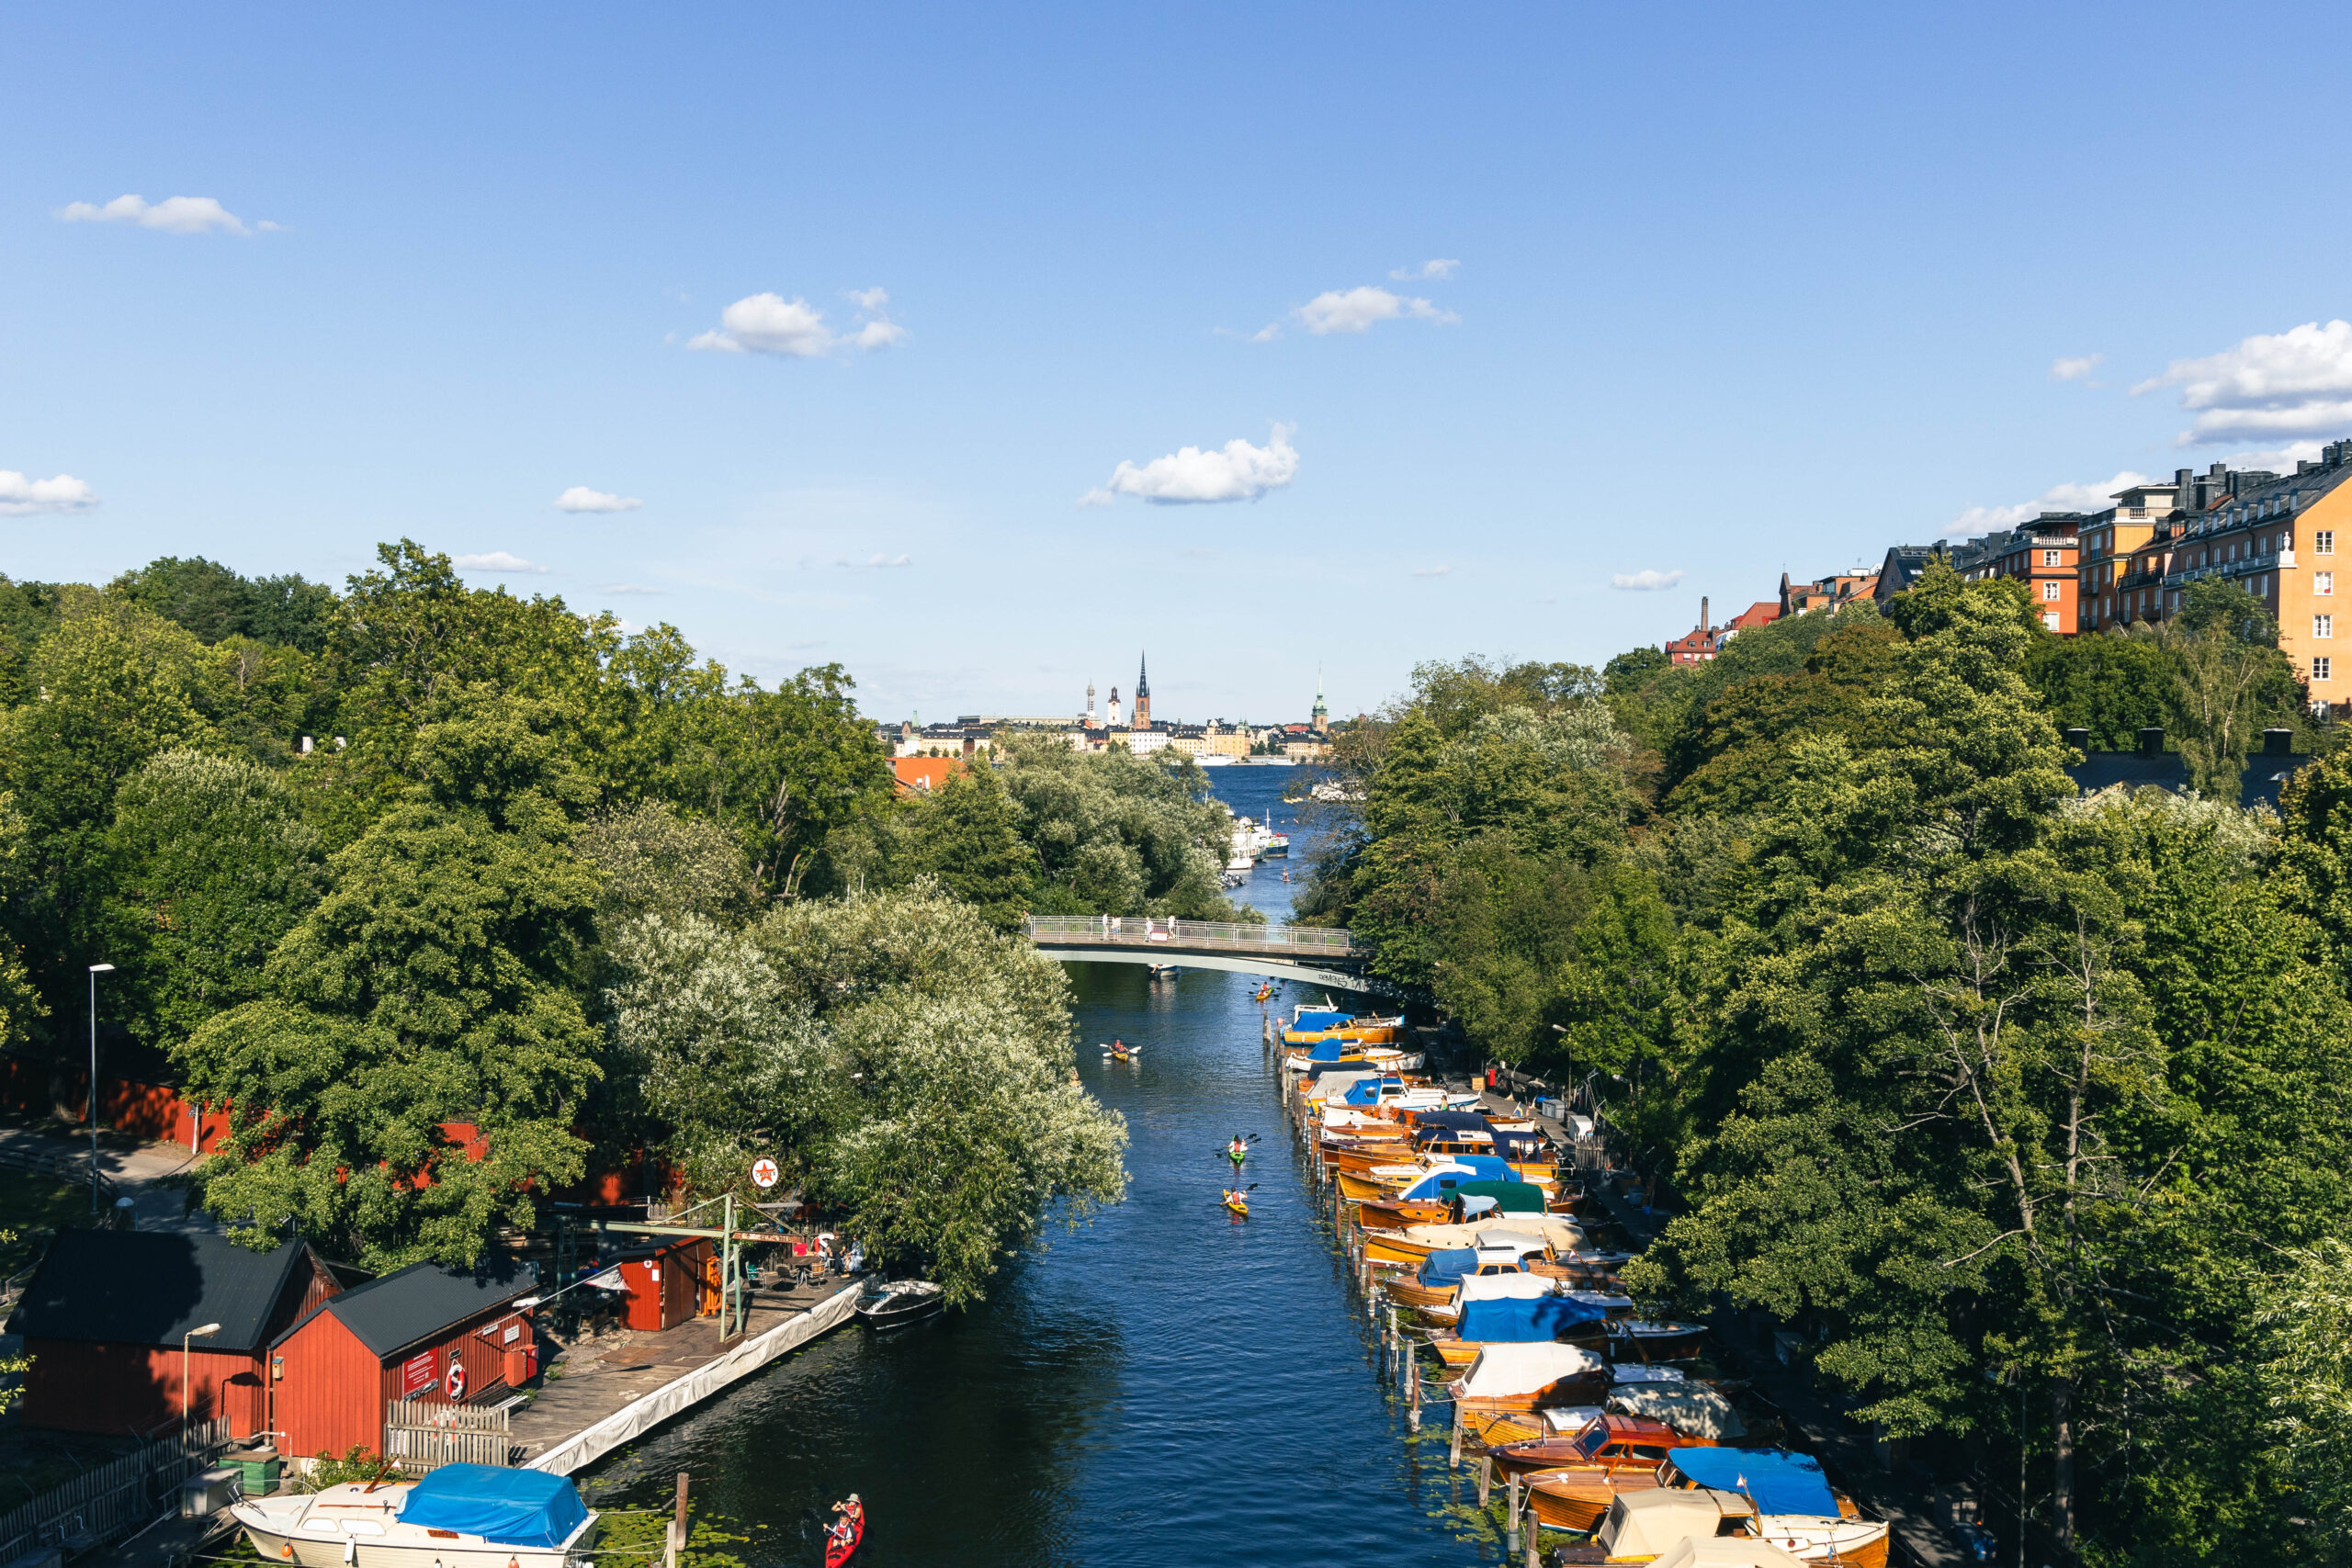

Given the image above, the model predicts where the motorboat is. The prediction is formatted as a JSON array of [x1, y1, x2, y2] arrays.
[[855, 1280, 944, 1329], [230, 1464, 594, 1568], [1662, 1449, 1891, 1568]]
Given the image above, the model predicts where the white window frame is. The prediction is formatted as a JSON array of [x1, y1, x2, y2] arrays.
[[2041, 581, 2061, 601], [2319, 571, 2335, 597], [2322, 530, 2337, 556], [2318, 615, 2335, 639], [2318, 656, 2334, 682]]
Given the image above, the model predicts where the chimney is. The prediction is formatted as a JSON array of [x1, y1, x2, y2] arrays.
[[2175, 468, 2193, 489], [2136, 726, 2165, 757], [1701, 595, 1710, 635], [2263, 728, 2293, 757], [2063, 727, 2090, 753]]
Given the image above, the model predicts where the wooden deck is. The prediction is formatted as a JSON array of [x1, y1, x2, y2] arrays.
[[510, 1280, 854, 1467]]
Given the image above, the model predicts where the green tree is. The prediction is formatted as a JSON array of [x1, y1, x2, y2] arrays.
[[899, 766, 1038, 930], [996, 739, 1247, 920], [2154, 578, 2305, 799], [2026, 626, 2176, 751], [107, 751, 326, 1049], [178, 698, 602, 1268], [109, 556, 338, 652]]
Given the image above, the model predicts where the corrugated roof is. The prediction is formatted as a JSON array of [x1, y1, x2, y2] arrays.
[[277, 1258, 537, 1359], [4, 1230, 311, 1352]]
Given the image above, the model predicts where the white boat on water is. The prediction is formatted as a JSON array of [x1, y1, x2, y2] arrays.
[[231, 1464, 596, 1568]]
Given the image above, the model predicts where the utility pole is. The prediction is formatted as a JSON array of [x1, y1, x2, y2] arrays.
[[86, 963, 115, 1213]]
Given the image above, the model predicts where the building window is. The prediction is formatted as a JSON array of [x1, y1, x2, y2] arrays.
[[2319, 615, 2335, 639], [2320, 572, 2335, 597], [2043, 548, 2060, 567], [2322, 531, 2336, 555], [2042, 581, 2061, 601], [2319, 657, 2335, 682], [2042, 610, 2060, 630]]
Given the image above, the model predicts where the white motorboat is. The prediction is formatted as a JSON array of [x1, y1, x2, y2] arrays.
[[231, 1465, 596, 1568]]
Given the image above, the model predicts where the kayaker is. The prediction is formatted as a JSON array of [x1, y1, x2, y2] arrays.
[[834, 1495, 864, 1529], [1227, 1134, 1247, 1163]]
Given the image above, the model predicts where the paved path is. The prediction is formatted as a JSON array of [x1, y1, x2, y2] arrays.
[[0, 1118, 218, 1233]]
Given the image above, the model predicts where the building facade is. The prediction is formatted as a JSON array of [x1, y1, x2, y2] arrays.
[[1951, 513, 2081, 634]]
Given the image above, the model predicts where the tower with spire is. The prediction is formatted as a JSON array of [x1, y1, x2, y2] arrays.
[[1134, 652, 1151, 728], [1086, 680, 1096, 726], [1107, 684, 1121, 728], [1310, 668, 1329, 736]]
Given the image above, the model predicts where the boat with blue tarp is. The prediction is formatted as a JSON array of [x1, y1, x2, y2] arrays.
[[231, 1462, 598, 1568]]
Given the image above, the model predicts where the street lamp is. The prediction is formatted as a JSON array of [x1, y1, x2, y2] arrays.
[[183, 1322, 221, 1430], [86, 964, 115, 1214]]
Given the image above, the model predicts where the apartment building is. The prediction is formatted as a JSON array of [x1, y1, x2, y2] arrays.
[[1950, 513, 2082, 634], [1779, 570, 1878, 616]]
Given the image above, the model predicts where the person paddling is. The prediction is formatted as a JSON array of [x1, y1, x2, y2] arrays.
[[1227, 1134, 1248, 1165]]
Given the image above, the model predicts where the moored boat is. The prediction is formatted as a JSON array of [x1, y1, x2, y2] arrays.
[[855, 1279, 944, 1329], [230, 1465, 595, 1568], [1661, 1449, 1891, 1568]]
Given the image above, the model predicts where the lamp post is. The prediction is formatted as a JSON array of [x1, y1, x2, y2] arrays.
[[183, 1321, 221, 1431], [86, 963, 116, 1214]]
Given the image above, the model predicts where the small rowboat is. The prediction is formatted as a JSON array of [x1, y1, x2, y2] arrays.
[[855, 1280, 944, 1329]]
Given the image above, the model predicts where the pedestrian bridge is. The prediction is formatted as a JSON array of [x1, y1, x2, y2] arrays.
[[1022, 916, 1377, 993]]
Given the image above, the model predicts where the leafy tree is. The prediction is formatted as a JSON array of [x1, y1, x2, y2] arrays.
[[605, 886, 1127, 1304], [2154, 578, 2305, 799], [2026, 626, 2176, 751], [1662, 618, 1899, 815], [898, 766, 1037, 930], [178, 697, 602, 1268], [109, 556, 338, 652], [2254, 1240, 2352, 1562], [107, 751, 325, 1049], [575, 798, 756, 930], [996, 738, 1246, 919]]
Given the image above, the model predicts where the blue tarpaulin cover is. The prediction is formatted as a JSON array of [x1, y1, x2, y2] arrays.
[[1341, 1077, 1402, 1106], [1419, 1247, 1484, 1285], [401, 1464, 590, 1547], [1400, 1167, 1482, 1201], [1439, 1155, 1517, 1182], [1295, 1010, 1351, 1031], [1456, 1295, 1606, 1343], [1308, 1040, 1347, 1062], [1668, 1450, 1838, 1517]]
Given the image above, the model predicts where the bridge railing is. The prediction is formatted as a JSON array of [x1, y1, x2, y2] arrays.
[[1024, 916, 1356, 954]]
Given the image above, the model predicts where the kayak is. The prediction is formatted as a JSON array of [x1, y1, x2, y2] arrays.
[[1222, 1190, 1250, 1217], [824, 1508, 863, 1567]]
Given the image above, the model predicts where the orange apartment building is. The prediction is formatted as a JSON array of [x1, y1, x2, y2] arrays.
[[2078, 445, 2352, 712], [1952, 513, 2081, 633]]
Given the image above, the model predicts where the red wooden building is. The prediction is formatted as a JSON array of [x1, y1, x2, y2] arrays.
[[608, 1238, 713, 1332], [270, 1258, 539, 1459], [6, 1229, 339, 1439]]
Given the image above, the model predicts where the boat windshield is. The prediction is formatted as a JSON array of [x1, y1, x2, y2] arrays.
[[1577, 1425, 1611, 1458]]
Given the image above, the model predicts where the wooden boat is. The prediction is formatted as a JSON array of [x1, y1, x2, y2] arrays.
[[1660, 1450, 1890, 1568], [1490, 1414, 1713, 1483], [1354, 1196, 1453, 1229], [1524, 1467, 1657, 1533], [1608, 1318, 1711, 1361], [854, 1280, 944, 1329], [231, 1468, 597, 1568], [1444, 1343, 1609, 1443]]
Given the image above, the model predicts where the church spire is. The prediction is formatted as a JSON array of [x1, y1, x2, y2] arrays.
[[1134, 652, 1151, 728], [1310, 666, 1329, 736]]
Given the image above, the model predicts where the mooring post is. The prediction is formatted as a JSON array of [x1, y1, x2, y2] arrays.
[[1523, 1502, 1541, 1568], [667, 1472, 689, 1568], [1505, 1470, 1520, 1554], [1477, 1453, 1493, 1506]]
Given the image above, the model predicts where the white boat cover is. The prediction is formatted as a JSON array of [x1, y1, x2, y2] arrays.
[[1597, 1488, 1754, 1559], [1647, 1537, 1809, 1568], [1606, 1381, 1749, 1438], [1405, 1213, 1585, 1251], [1611, 1364, 1687, 1384], [1540, 1404, 1607, 1433], [1456, 1272, 1561, 1303], [1453, 1341, 1601, 1397]]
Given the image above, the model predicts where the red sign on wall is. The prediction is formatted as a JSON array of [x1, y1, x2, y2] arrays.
[[401, 1351, 435, 1396]]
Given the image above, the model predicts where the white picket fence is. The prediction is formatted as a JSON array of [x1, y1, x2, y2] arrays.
[[0, 1416, 229, 1563]]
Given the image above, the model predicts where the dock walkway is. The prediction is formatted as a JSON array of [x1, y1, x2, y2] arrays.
[[514, 1279, 863, 1474]]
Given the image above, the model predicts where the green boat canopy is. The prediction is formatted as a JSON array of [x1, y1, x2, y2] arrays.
[[1447, 1180, 1545, 1215]]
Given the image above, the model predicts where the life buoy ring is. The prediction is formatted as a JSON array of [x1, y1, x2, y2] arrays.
[[445, 1360, 468, 1400]]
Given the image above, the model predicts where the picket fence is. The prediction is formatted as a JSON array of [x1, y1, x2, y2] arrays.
[[383, 1398, 516, 1472]]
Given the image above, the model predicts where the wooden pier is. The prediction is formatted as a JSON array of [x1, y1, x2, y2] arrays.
[[511, 1278, 863, 1474]]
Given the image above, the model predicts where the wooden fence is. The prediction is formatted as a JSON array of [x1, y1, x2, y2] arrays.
[[383, 1399, 515, 1471], [0, 1416, 229, 1563]]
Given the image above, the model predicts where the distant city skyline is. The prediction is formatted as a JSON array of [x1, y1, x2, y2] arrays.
[[11, 6, 2352, 716]]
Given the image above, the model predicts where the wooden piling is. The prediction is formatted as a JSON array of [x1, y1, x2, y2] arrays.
[[1523, 1502, 1541, 1568], [1477, 1453, 1492, 1506], [665, 1472, 689, 1568], [1505, 1472, 1520, 1555]]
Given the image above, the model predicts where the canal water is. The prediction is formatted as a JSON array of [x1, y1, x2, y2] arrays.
[[579, 766, 1496, 1565]]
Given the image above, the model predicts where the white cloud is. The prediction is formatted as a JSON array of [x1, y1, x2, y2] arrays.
[[689, 288, 904, 356], [1943, 470, 2153, 539], [1086, 424, 1300, 505], [453, 551, 547, 573], [1411, 565, 1453, 578], [1295, 286, 1458, 335], [2050, 354, 2102, 382], [2134, 320, 2352, 444], [0, 471, 97, 516], [1611, 568, 1685, 592], [599, 582, 664, 595], [57, 195, 254, 235], [556, 485, 642, 513], [851, 553, 910, 569], [1390, 259, 1460, 281]]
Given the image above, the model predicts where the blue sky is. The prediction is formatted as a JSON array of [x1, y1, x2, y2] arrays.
[[9, 4, 2352, 724]]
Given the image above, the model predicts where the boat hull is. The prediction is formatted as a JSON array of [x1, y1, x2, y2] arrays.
[[1526, 1469, 1654, 1533], [231, 1508, 592, 1568]]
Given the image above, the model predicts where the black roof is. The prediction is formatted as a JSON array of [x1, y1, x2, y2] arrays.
[[4, 1230, 312, 1352], [1412, 1110, 1496, 1134], [2064, 750, 2313, 811], [275, 1258, 536, 1359]]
